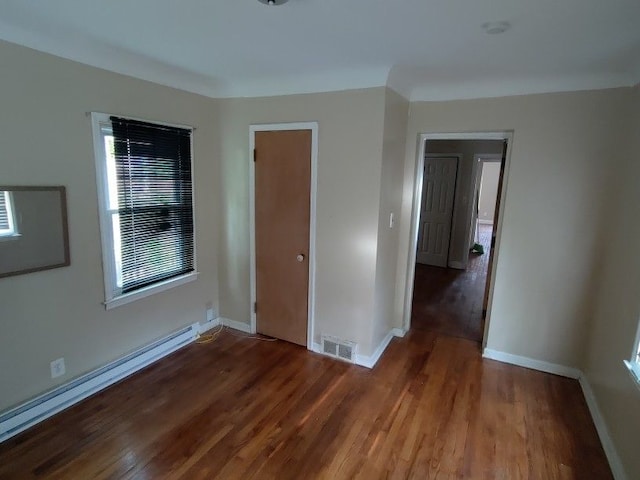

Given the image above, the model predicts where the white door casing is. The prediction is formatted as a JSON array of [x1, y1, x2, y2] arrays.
[[402, 131, 514, 350], [249, 122, 318, 350]]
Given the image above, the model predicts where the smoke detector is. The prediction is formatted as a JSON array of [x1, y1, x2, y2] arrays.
[[482, 21, 511, 35]]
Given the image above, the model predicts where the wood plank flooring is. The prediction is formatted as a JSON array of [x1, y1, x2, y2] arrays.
[[0, 327, 611, 479], [411, 224, 493, 342]]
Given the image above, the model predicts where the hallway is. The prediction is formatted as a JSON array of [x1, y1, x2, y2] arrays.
[[410, 224, 492, 342]]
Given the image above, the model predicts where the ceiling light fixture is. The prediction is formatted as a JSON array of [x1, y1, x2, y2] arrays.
[[258, 0, 289, 5], [482, 21, 511, 34]]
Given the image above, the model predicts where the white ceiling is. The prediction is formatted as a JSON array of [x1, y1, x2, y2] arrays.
[[1, 0, 639, 100]]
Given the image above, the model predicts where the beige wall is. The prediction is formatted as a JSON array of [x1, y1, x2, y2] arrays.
[[372, 88, 409, 349], [217, 88, 387, 355], [3, 37, 639, 478], [0, 41, 219, 411], [396, 89, 628, 367], [424, 140, 503, 267], [583, 85, 640, 479]]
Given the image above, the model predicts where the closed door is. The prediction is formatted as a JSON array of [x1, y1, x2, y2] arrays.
[[416, 156, 458, 267], [255, 130, 311, 346]]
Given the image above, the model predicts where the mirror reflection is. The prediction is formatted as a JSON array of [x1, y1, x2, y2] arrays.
[[0, 186, 70, 278]]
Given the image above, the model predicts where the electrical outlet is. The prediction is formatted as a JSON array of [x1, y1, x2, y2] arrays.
[[50, 358, 65, 378], [206, 307, 214, 322]]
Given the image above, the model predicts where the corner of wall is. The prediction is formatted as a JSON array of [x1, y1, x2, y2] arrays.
[[372, 88, 410, 350]]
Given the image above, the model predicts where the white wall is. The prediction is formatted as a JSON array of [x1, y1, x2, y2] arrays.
[[0, 41, 219, 411], [478, 162, 501, 223], [372, 88, 409, 349], [395, 88, 629, 367], [582, 85, 640, 479], [216, 88, 387, 356]]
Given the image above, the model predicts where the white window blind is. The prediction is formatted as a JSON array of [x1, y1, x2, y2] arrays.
[[0, 191, 16, 236], [0, 192, 9, 230]]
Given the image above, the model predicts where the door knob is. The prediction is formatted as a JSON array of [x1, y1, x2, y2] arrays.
[[296, 254, 305, 262]]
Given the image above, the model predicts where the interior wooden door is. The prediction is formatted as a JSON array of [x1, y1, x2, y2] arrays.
[[416, 156, 458, 267], [255, 129, 311, 346]]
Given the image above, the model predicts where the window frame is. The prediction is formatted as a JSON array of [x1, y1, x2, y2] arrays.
[[0, 190, 20, 240], [624, 321, 640, 391], [91, 112, 198, 310]]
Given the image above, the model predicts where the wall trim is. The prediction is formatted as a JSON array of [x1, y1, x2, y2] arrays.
[[391, 327, 406, 338], [219, 317, 252, 334], [358, 328, 406, 367], [356, 330, 396, 368], [0, 323, 199, 443], [482, 348, 581, 378], [478, 219, 494, 225], [199, 318, 221, 332], [578, 375, 628, 480]]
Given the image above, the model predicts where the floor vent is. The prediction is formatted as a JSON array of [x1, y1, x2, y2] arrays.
[[321, 335, 357, 363]]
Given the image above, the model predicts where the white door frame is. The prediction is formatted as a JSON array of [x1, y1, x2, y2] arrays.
[[403, 132, 514, 348], [249, 122, 318, 350]]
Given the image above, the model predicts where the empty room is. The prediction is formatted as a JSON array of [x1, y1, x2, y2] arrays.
[[0, 1, 639, 479]]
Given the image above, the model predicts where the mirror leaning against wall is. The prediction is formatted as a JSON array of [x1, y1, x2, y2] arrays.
[[0, 186, 70, 278]]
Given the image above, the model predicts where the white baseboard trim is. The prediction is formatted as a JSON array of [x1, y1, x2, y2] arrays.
[[448, 261, 465, 270], [0, 323, 199, 443], [578, 375, 628, 480], [391, 327, 407, 338], [356, 330, 395, 368], [219, 317, 252, 334], [482, 348, 581, 379], [478, 219, 494, 225], [198, 318, 221, 333]]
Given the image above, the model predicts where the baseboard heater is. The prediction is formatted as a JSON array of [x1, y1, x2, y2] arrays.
[[0, 323, 199, 443]]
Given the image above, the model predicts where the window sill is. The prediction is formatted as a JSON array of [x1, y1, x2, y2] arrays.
[[0, 233, 22, 243], [623, 360, 640, 393], [104, 272, 198, 310]]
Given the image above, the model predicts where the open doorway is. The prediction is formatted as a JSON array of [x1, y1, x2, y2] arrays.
[[404, 133, 511, 345]]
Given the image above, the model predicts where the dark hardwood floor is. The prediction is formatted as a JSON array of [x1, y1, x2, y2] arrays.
[[0, 326, 611, 479], [411, 224, 493, 342]]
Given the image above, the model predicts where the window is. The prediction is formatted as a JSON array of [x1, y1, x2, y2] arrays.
[[92, 113, 196, 309], [625, 324, 640, 388], [0, 190, 18, 238]]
